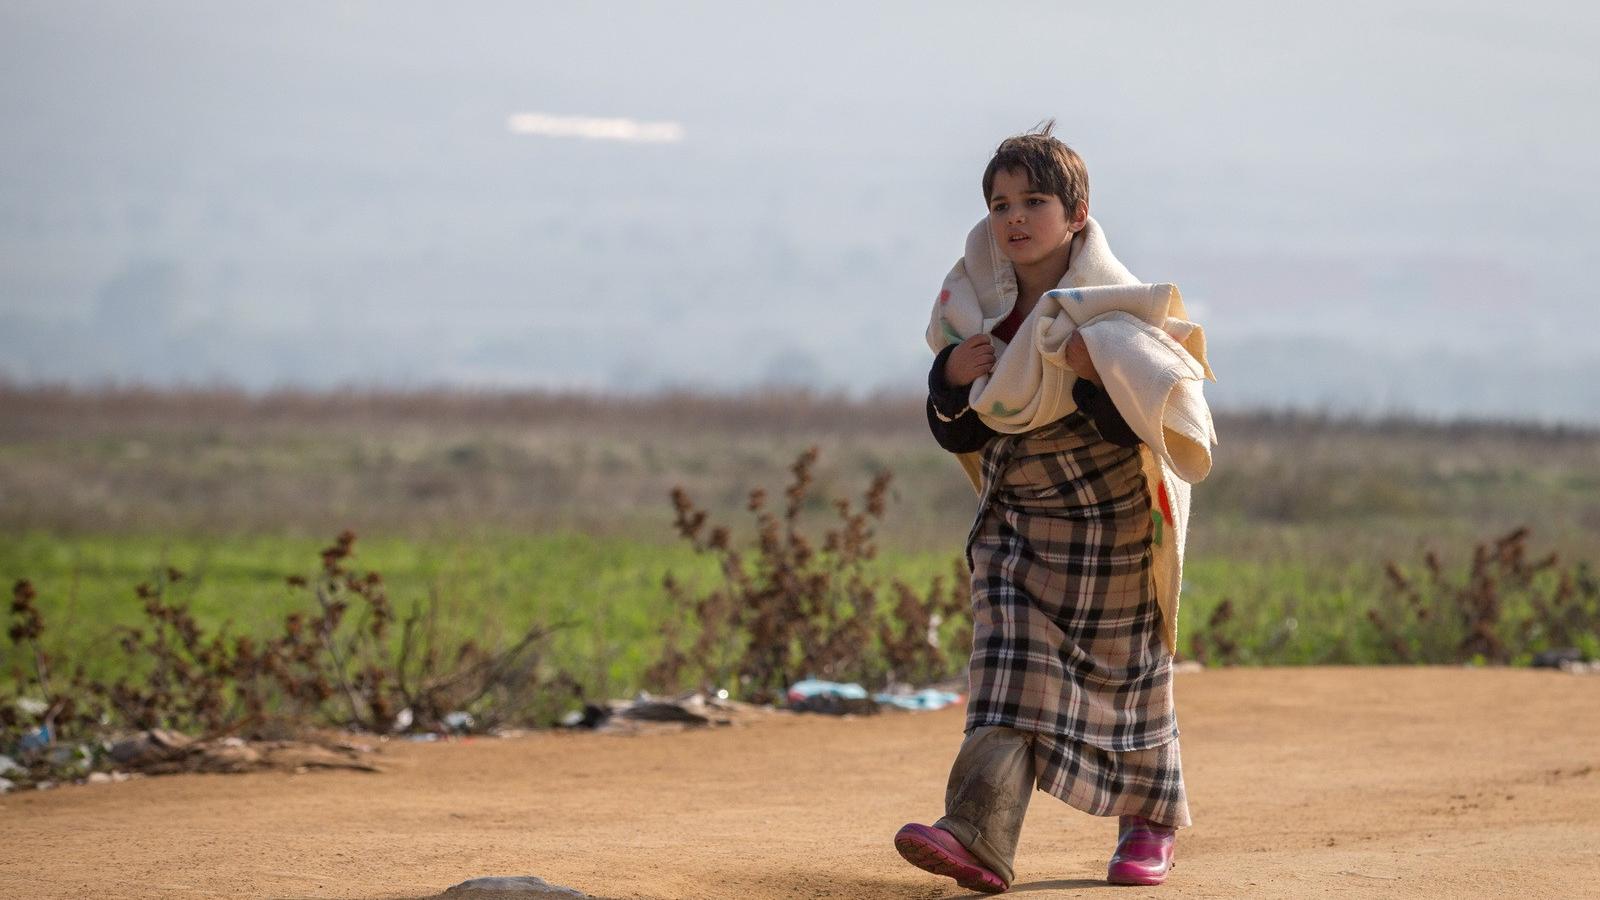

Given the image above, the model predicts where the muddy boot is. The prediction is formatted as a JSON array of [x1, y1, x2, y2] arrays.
[[930, 725, 1036, 887]]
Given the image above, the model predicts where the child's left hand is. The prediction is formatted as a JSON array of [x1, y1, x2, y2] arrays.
[[1064, 331, 1101, 385]]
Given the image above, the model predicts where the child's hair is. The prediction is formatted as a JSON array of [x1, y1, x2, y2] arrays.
[[981, 120, 1089, 216]]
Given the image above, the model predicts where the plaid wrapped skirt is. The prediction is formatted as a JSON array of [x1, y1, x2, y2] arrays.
[[963, 409, 1190, 826]]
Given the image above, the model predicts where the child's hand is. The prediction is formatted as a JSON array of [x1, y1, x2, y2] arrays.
[[944, 335, 996, 387], [1064, 331, 1101, 385]]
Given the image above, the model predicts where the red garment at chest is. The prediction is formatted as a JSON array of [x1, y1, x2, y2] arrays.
[[991, 302, 1026, 343]]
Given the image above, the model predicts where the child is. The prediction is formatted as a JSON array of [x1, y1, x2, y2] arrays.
[[894, 124, 1200, 892]]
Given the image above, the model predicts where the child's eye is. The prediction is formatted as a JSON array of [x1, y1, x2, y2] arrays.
[[991, 203, 1007, 213], [1027, 198, 1045, 206]]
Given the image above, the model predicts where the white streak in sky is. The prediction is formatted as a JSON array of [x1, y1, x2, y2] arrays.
[[506, 113, 685, 143]]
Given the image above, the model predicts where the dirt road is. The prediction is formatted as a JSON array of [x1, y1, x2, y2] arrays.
[[5, 668, 1598, 899]]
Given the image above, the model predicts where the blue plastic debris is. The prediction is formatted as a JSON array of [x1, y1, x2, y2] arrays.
[[786, 680, 868, 703], [872, 689, 963, 711], [786, 680, 962, 712], [17, 724, 52, 753]]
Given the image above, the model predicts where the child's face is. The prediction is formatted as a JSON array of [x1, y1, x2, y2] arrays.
[[987, 167, 1083, 268]]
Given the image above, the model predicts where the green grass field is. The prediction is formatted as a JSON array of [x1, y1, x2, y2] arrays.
[[4, 386, 1599, 705], [5, 527, 1588, 700], [2, 529, 976, 699]]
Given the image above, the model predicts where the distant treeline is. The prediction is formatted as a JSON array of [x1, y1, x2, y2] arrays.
[[4, 382, 1596, 442]]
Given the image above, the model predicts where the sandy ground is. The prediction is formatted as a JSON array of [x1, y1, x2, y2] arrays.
[[4, 668, 1598, 899]]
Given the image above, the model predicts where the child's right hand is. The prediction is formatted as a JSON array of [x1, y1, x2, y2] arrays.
[[944, 335, 996, 387]]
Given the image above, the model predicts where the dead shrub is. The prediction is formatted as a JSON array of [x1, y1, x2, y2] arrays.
[[1369, 526, 1600, 663], [646, 448, 968, 703], [2, 531, 577, 770]]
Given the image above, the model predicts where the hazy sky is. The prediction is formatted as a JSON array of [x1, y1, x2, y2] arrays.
[[2, 1, 1597, 421]]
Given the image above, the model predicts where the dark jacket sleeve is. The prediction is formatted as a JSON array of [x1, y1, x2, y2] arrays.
[[926, 344, 998, 453], [1072, 377, 1142, 447]]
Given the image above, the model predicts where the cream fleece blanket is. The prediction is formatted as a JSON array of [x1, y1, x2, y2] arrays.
[[926, 216, 1218, 651]]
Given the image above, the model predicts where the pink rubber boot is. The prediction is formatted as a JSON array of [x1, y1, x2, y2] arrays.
[[1106, 815, 1176, 885], [894, 822, 1009, 894]]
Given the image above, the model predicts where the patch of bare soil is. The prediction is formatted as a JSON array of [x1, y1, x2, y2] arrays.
[[3, 668, 1597, 899]]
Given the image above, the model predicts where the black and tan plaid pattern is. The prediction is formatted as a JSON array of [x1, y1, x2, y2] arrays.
[[963, 408, 1176, 750], [960, 408, 1186, 821], [1032, 729, 1191, 827]]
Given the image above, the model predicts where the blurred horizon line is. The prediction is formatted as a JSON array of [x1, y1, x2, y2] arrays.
[[3, 377, 1596, 437]]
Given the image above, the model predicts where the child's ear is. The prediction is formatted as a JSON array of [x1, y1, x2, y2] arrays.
[[1069, 200, 1089, 232]]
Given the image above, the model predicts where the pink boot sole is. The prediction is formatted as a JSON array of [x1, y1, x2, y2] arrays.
[[894, 823, 1008, 894], [1107, 862, 1174, 887]]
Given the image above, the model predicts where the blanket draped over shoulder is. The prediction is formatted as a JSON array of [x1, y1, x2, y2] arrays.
[[925, 216, 1219, 652]]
